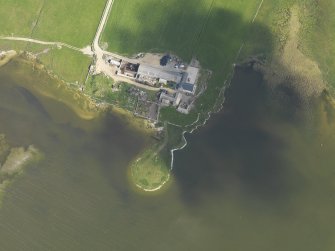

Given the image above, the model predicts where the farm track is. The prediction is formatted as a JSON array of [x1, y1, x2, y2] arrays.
[[0, 36, 88, 53], [252, 0, 264, 23]]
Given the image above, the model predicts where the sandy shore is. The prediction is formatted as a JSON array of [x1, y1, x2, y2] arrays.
[[0, 50, 17, 67]]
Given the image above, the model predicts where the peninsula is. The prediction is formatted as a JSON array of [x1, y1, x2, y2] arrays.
[[1, 0, 334, 191]]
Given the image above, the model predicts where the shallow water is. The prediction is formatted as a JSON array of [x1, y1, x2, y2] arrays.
[[0, 61, 335, 251]]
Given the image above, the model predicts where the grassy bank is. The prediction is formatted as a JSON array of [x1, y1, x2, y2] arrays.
[[244, 0, 335, 90], [0, 55, 100, 120], [130, 146, 170, 191], [0, 41, 92, 84], [299, 0, 335, 89], [130, 123, 184, 191], [37, 47, 91, 83]]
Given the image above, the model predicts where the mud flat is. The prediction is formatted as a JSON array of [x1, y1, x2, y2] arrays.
[[0, 134, 41, 204]]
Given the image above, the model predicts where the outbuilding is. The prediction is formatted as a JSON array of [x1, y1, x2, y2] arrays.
[[137, 64, 183, 83]]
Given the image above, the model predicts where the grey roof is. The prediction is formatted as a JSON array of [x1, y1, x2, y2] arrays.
[[185, 66, 199, 85], [160, 92, 175, 102], [181, 83, 195, 92], [137, 64, 183, 83]]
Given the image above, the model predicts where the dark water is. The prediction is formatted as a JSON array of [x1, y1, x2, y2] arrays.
[[174, 66, 335, 250], [0, 61, 335, 251]]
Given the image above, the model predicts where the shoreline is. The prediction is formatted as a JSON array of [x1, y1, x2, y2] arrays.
[[0, 50, 17, 67], [0, 51, 156, 135], [3, 48, 335, 193], [0, 50, 234, 192]]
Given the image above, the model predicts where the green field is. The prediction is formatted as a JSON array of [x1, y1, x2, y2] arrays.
[[37, 47, 91, 83], [31, 0, 106, 48], [299, 0, 335, 89], [0, 0, 106, 83], [0, 0, 43, 37], [0, 0, 106, 47], [102, 0, 264, 62]]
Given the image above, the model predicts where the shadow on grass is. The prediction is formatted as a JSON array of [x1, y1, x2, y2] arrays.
[[103, 3, 273, 114]]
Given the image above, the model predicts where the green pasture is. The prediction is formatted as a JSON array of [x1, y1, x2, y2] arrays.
[[0, 0, 106, 48], [85, 76, 138, 111], [299, 0, 335, 88], [0, 40, 28, 52], [0, 40, 91, 83], [0, 0, 43, 37], [0, 0, 106, 83], [130, 146, 170, 191], [102, 0, 263, 62], [38, 47, 91, 83], [32, 0, 106, 47]]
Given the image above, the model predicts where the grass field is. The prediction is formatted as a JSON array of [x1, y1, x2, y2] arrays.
[[0, 0, 106, 47], [299, 0, 335, 89], [37, 47, 91, 83], [0, 0, 106, 83], [0, 0, 43, 37], [130, 146, 170, 191], [31, 0, 106, 48], [102, 0, 264, 61]]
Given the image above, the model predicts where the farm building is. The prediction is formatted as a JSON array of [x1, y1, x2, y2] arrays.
[[136, 64, 184, 84], [177, 83, 196, 94], [118, 62, 139, 78], [176, 66, 199, 94], [185, 66, 199, 85]]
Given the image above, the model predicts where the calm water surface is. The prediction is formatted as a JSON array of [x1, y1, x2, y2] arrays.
[[0, 61, 335, 251]]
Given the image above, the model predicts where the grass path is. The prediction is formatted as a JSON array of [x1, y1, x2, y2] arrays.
[[252, 0, 265, 23], [0, 36, 91, 55]]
